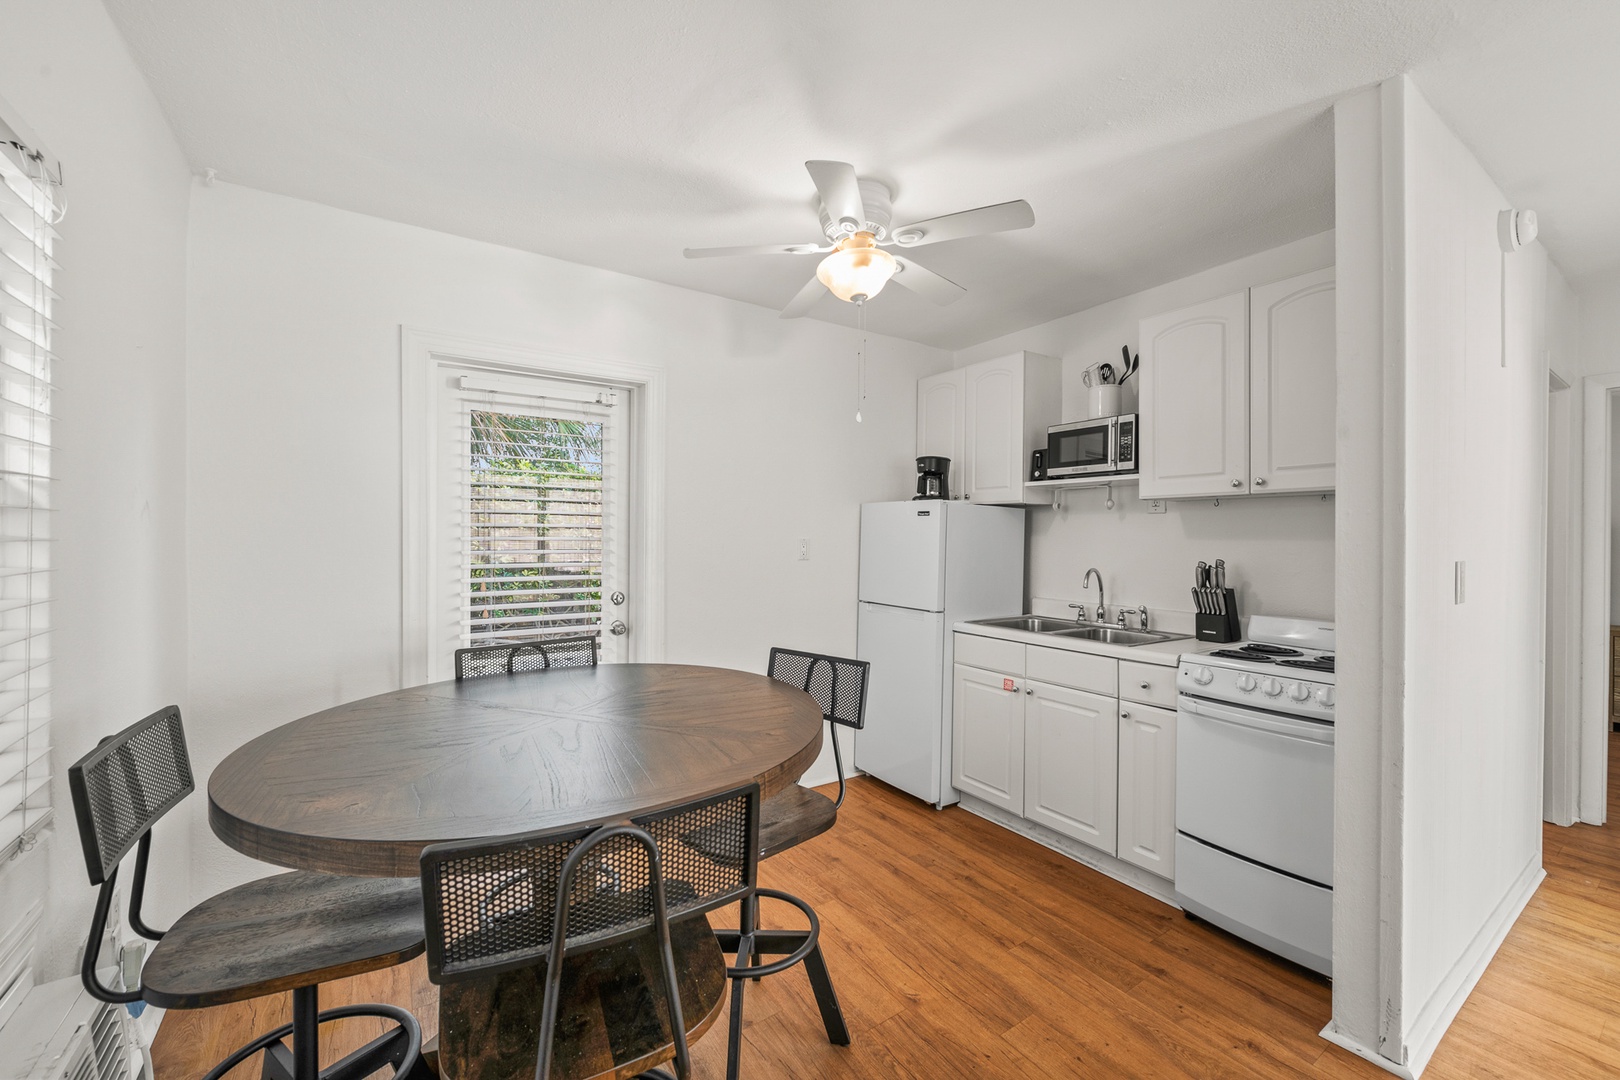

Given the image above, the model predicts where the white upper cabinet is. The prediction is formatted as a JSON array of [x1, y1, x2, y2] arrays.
[[916, 368, 965, 500], [918, 351, 1060, 506], [1137, 268, 1336, 500], [1138, 292, 1250, 499], [1250, 267, 1336, 493]]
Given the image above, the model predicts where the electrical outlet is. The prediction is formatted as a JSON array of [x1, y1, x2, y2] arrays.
[[1147, 499, 1167, 514], [797, 538, 810, 562]]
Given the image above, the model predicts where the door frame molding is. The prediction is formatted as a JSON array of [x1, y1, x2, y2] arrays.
[[400, 326, 667, 684], [1579, 371, 1620, 822]]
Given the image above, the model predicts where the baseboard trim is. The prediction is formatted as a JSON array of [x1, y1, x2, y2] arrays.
[[1318, 1023, 1417, 1080], [957, 795, 1179, 907], [1399, 856, 1545, 1077]]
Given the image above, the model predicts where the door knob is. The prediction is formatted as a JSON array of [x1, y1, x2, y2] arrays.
[[609, 591, 626, 606], [608, 620, 628, 636], [1230, 479, 1242, 488]]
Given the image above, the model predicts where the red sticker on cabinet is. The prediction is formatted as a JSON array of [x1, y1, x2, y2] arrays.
[[1003, 678, 1016, 692]]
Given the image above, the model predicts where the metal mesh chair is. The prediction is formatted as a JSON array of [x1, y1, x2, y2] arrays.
[[67, 707, 425, 1080], [421, 785, 764, 1080], [455, 635, 599, 680], [766, 648, 868, 809]]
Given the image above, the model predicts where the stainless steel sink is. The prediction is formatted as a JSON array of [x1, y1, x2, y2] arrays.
[[972, 616, 1095, 634], [968, 616, 1187, 647], [1049, 626, 1185, 646]]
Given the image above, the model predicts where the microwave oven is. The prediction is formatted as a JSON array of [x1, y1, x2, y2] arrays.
[[1045, 413, 1137, 478]]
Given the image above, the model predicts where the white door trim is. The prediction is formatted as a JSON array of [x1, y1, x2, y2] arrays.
[[1579, 372, 1620, 823], [400, 327, 667, 685]]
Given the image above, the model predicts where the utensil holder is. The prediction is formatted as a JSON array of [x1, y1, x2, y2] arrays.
[[1194, 589, 1241, 643]]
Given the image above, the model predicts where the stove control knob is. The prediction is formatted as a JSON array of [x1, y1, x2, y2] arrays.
[[1314, 686, 1335, 708], [1235, 673, 1257, 693], [1288, 682, 1311, 703], [1192, 666, 1215, 686], [1262, 678, 1283, 697]]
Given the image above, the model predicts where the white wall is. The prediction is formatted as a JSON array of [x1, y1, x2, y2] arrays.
[[1543, 264, 1581, 826], [954, 233, 1337, 622], [185, 182, 949, 897], [1329, 77, 1553, 1077], [0, 0, 193, 979], [1612, 405, 1620, 620]]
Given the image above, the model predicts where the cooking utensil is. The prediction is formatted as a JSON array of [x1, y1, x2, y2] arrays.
[[1099, 363, 1116, 385]]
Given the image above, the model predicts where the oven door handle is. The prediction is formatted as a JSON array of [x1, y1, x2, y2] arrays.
[[1179, 696, 1334, 744]]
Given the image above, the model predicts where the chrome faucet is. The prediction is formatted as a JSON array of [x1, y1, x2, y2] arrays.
[[1082, 567, 1105, 623]]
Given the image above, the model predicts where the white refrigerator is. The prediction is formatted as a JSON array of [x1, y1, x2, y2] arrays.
[[854, 500, 1024, 807]]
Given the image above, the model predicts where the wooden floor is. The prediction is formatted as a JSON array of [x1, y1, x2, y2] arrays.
[[155, 741, 1620, 1079]]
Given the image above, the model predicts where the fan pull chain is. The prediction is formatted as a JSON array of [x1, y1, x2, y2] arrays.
[[855, 298, 867, 423]]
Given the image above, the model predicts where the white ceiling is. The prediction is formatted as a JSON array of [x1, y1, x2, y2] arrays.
[[102, 0, 1620, 349]]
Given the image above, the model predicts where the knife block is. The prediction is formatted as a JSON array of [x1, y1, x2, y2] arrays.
[[1194, 589, 1241, 643]]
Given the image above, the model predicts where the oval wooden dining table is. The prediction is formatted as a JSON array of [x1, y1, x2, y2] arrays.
[[208, 663, 825, 878], [206, 663, 824, 1080]]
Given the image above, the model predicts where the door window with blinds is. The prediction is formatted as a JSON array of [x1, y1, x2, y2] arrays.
[[0, 123, 57, 862], [435, 371, 631, 667]]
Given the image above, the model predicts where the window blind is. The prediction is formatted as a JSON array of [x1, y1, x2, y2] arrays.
[[452, 379, 621, 651], [0, 125, 57, 863]]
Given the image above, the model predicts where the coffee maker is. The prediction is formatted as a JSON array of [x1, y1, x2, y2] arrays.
[[915, 456, 950, 500]]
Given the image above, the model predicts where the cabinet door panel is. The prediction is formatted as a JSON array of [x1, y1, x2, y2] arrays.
[[964, 358, 1021, 504], [1251, 268, 1336, 493], [1138, 292, 1249, 498], [1117, 702, 1177, 879], [1024, 681, 1117, 853], [917, 369, 965, 499], [952, 664, 1025, 811]]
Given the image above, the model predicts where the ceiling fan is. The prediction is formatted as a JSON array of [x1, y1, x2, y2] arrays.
[[683, 160, 1035, 318]]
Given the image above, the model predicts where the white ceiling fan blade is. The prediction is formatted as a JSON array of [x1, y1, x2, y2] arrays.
[[889, 200, 1035, 247], [805, 160, 866, 233], [890, 257, 967, 306], [683, 242, 829, 259], [778, 274, 827, 319]]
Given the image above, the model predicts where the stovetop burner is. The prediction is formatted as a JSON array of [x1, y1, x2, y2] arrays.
[[1208, 643, 1305, 663], [1279, 656, 1335, 672]]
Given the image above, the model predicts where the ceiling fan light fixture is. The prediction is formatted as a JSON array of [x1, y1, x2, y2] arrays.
[[816, 232, 897, 303]]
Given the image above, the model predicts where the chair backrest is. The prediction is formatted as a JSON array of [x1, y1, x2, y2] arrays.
[[419, 783, 759, 985], [454, 636, 600, 680], [67, 706, 193, 886], [767, 649, 869, 731]]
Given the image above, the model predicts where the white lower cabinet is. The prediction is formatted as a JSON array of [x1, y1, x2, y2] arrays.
[[1024, 681, 1118, 854], [952, 663, 1026, 812], [1116, 701, 1178, 878], [953, 635, 1179, 879]]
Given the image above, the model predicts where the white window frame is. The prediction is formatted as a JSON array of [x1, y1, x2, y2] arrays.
[[401, 328, 666, 684]]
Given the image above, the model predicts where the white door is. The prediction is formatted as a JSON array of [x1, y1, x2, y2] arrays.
[[855, 602, 946, 803], [1138, 291, 1250, 499], [1250, 268, 1336, 493], [963, 355, 1023, 505], [1176, 697, 1335, 885], [916, 369, 965, 501], [1117, 702, 1177, 879], [437, 373, 632, 673], [1024, 680, 1118, 853], [951, 663, 1025, 811], [858, 502, 946, 611]]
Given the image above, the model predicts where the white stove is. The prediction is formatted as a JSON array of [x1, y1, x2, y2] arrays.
[[1174, 615, 1336, 977], [1178, 615, 1336, 723]]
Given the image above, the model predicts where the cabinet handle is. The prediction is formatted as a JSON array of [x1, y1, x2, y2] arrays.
[[1139, 681, 1150, 690], [1121, 710, 1131, 720], [1025, 688, 1033, 695], [1254, 477, 1267, 487], [1230, 479, 1242, 488]]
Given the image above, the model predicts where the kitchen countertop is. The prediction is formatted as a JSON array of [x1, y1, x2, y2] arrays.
[[953, 619, 1228, 667]]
